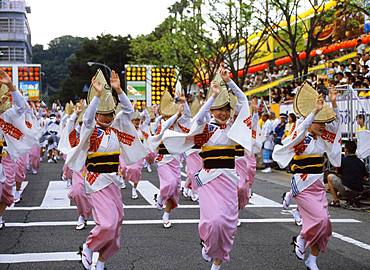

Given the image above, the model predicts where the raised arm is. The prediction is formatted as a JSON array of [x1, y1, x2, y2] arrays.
[[193, 81, 220, 125], [83, 77, 102, 129], [111, 70, 134, 118]]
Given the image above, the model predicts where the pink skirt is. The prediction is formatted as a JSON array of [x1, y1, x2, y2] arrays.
[[145, 152, 157, 164], [68, 170, 92, 219], [87, 183, 124, 260], [295, 179, 332, 252], [29, 146, 40, 171], [62, 164, 73, 180], [1, 155, 16, 206], [15, 154, 27, 184], [235, 154, 256, 209], [157, 158, 181, 210], [185, 152, 202, 192], [198, 174, 238, 262], [120, 158, 144, 185]]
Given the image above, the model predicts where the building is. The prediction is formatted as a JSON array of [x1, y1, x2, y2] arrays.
[[0, 0, 31, 63]]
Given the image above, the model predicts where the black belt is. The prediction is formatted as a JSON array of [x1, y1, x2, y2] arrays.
[[85, 152, 120, 173], [158, 143, 169, 155], [290, 155, 324, 174], [235, 144, 244, 157], [199, 145, 235, 169]]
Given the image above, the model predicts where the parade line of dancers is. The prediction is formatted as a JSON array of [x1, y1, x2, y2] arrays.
[[0, 64, 342, 270]]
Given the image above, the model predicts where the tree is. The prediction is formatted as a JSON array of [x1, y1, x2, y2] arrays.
[[60, 34, 132, 102], [256, 0, 337, 78], [32, 35, 87, 96]]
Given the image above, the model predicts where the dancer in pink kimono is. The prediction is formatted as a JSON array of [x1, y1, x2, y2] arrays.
[[0, 69, 38, 229], [119, 108, 152, 200], [163, 66, 253, 270], [147, 92, 189, 228], [59, 102, 93, 230], [66, 70, 146, 270], [273, 83, 341, 270]]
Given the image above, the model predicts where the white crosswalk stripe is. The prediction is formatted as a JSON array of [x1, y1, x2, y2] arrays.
[[40, 181, 70, 207]]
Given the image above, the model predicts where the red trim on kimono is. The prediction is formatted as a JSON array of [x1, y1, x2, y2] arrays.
[[110, 127, 135, 146], [321, 129, 335, 144], [68, 129, 80, 148], [293, 139, 308, 155], [178, 122, 190, 133], [193, 124, 215, 147], [0, 117, 23, 140], [88, 127, 103, 152], [25, 121, 32, 129], [141, 130, 149, 140], [86, 171, 100, 185]]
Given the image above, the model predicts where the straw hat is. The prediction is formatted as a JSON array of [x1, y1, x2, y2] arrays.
[[65, 101, 74, 115], [159, 91, 178, 117], [293, 81, 336, 123], [207, 73, 231, 110], [0, 84, 11, 113], [131, 110, 141, 120], [190, 96, 201, 117], [87, 69, 116, 114]]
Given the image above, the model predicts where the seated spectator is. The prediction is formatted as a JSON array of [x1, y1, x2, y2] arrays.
[[282, 113, 297, 140], [327, 141, 368, 207], [356, 114, 367, 132]]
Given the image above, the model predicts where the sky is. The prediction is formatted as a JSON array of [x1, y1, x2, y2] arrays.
[[26, 0, 177, 47]]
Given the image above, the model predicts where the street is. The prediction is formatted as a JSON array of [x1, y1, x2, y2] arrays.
[[0, 161, 370, 270]]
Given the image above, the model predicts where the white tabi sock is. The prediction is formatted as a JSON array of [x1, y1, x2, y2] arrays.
[[0, 216, 3, 223], [77, 215, 85, 225], [211, 263, 221, 270], [308, 254, 317, 263], [95, 260, 105, 270], [162, 212, 170, 221]]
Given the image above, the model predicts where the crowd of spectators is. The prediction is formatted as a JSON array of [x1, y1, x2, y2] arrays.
[[245, 41, 370, 104]]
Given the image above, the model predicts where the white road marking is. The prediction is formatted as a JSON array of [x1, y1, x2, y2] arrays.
[[332, 232, 370, 251], [7, 204, 298, 211], [4, 218, 360, 227], [131, 180, 159, 205], [249, 193, 281, 206], [0, 251, 99, 265], [40, 181, 70, 207]]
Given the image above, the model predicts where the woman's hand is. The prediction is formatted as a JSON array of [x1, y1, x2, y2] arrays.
[[75, 102, 83, 114], [92, 77, 103, 97], [211, 81, 221, 97], [110, 70, 123, 94], [328, 88, 338, 108], [313, 94, 324, 114], [219, 65, 231, 83]]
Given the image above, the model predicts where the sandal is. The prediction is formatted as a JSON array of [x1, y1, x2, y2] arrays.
[[329, 200, 341, 207]]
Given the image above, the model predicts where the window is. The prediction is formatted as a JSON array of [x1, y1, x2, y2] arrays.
[[0, 18, 25, 33], [0, 47, 25, 62]]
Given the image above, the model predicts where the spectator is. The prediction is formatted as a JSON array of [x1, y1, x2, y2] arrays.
[[356, 39, 366, 55], [282, 113, 297, 140], [327, 141, 368, 207], [274, 113, 287, 145], [261, 112, 276, 173], [356, 114, 367, 132]]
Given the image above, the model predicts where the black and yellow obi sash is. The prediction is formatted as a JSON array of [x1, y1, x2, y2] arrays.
[[0, 140, 4, 162], [290, 155, 325, 174], [158, 143, 169, 155], [85, 151, 120, 173], [235, 144, 244, 157], [199, 145, 236, 169]]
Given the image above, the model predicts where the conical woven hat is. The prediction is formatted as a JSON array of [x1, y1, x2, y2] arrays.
[[76, 106, 86, 124], [207, 73, 230, 110], [229, 92, 238, 118], [190, 96, 201, 117], [0, 84, 11, 113], [132, 110, 141, 120], [159, 91, 178, 117], [293, 81, 336, 123], [87, 69, 116, 114], [65, 102, 74, 115]]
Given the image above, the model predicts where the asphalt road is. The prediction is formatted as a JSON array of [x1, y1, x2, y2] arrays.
[[0, 160, 370, 270]]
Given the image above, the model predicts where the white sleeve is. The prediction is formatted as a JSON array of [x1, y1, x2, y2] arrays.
[[83, 96, 99, 129]]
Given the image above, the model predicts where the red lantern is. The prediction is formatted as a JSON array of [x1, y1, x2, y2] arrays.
[[299, 52, 307, 60]]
